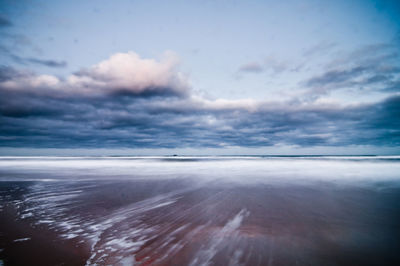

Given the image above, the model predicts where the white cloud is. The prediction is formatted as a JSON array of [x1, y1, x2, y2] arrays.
[[31, 75, 60, 87], [0, 73, 60, 90], [68, 51, 190, 96]]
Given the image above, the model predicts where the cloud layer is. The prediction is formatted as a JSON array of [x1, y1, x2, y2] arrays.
[[0, 50, 399, 150], [0, 53, 400, 148]]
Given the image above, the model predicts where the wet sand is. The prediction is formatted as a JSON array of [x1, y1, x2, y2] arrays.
[[0, 157, 400, 265]]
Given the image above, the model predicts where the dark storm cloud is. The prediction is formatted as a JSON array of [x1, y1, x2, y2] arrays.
[[0, 71, 399, 149]]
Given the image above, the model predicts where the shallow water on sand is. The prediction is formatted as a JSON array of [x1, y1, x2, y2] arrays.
[[0, 156, 400, 265]]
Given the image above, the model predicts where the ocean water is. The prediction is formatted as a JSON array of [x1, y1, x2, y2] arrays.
[[0, 156, 400, 265]]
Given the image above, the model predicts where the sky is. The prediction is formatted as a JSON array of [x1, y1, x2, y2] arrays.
[[0, 0, 399, 155]]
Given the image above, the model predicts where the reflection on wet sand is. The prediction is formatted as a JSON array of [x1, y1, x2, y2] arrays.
[[0, 157, 400, 265]]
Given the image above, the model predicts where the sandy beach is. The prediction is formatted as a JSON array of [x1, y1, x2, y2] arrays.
[[0, 156, 400, 265]]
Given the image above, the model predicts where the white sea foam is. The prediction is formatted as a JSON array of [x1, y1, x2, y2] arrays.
[[13, 238, 31, 242], [1, 156, 399, 184], [190, 209, 250, 266]]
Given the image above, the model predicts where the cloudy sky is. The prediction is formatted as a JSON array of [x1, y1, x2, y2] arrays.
[[0, 0, 399, 155]]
